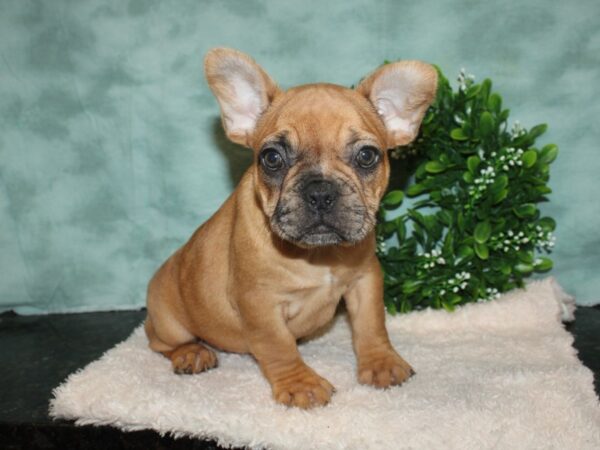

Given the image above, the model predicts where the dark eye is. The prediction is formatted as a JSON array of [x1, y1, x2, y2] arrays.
[[356, 146, 380, 169], [261, 148, 285, 171]]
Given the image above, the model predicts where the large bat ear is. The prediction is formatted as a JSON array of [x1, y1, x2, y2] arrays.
[[204, 48, 280, 147], [357, 61, 438, 147]]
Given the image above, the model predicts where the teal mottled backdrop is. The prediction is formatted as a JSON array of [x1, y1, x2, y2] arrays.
[[1, 0, 599, 313]]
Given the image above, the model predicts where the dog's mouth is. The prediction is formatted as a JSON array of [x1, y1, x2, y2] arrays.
[[270, 214, 370, 248], [297, 223, 345, 246]]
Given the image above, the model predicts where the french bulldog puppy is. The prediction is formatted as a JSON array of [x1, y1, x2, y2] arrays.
[[145, 48, 437, 408]]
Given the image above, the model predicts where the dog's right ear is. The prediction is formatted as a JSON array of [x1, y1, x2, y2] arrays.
[[205, 48, 280, 147]]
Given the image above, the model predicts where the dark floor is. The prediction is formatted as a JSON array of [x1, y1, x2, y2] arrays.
[[0, 306, 598, 449]]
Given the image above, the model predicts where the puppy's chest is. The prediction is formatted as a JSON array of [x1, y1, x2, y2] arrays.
[[281, 266, 353, 322]]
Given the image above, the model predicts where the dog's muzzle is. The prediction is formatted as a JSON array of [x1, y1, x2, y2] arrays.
[[271, 175, 371, 247]]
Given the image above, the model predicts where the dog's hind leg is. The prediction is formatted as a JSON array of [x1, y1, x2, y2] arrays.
[[145, 313, 219, 374], [145, 258, 219, 374]]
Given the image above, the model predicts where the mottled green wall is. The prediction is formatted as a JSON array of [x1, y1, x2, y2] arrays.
[[1, 0, 599, 313]]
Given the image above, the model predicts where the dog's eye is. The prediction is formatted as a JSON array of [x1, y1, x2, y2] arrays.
[[261, 148, 285, 171], [355, 146, 380, 169]]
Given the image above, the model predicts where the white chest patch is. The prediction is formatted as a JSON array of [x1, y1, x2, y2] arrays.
[[282, 267, 344, 322], [323, 269, 336, 285]]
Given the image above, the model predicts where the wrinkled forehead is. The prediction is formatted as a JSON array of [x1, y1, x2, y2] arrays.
[[253, 84, 387, 151]]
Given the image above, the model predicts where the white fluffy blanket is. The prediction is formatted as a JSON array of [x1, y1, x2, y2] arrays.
[[50, 278, 600, 449]]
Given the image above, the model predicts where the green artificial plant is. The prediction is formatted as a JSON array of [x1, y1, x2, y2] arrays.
[[377, 67, 558, 314]]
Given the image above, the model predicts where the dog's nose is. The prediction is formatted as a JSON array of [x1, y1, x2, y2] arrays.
[[303, 180, 338, 213]]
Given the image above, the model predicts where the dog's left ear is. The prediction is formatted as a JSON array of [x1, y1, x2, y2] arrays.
[[357, 61, 438, 147], [205, 48, 280, 147]]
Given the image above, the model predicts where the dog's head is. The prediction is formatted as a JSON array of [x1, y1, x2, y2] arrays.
[[205, 48, 437, 248]]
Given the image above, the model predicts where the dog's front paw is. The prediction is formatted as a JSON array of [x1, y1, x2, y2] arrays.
[[271, 364, 335, 409], [358, 350, 415, 389]]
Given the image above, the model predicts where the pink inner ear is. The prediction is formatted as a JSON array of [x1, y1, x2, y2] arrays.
[[363, 61, 437, 147], [374, 96, 417, 145], [220, 72, 265, 137]]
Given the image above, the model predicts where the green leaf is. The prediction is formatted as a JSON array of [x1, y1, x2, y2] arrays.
[[474, 221, 492, 243], [450, 294, 463, 305], [423, 111, 435, 124], [476, 205, 490, 220], [457, 212, 465, 233], [467, 155, 480, 173], [430, 190, 442, 201], [534, 257, 553, 272], [466, 84, 481, 99], [539, 144, 558, 164], [490, 174, 508, 194], [382, 221, 396, 235], [513, 203, 537, 218], [479, 112, 494, 138], [521, 150, 538, 168], [406, 183, 426, 197], [400, 299, 413, 313], [514, 263, 534, 274], [442, 301, 455, 312], [437, 210, 453, 226], [536, 186, 552, 194], [518, 251, 534, 264], [487, 93, 502, 112], [480, 79, 492, 101], [386, 302, 397, 315], [538, 217, 556, 231], [450, 128, 469, 141], [456, 245, 474, 264], [402, 280, 422, 294], [425, 161, 447, 173], [443, 231, 455, 255], [396, 219, 406, 241], [463, 172, 474, 183], [492, 188, 508, 204], [499, 261, 512, 275], [528, 124, 547, 141], [474, 242, 489, 260], [382, 190, 404, 208], [456, 245, 473, 258], [415, 161, 428, 178]]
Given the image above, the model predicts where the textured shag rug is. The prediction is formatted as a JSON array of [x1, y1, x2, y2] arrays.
[[50, 278, 600, 449]]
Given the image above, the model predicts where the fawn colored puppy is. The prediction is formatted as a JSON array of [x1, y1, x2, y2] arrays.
[[145, 48, 437, 408]]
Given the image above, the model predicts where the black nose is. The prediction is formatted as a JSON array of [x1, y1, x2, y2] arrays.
[[303, 179, 338, 213]]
